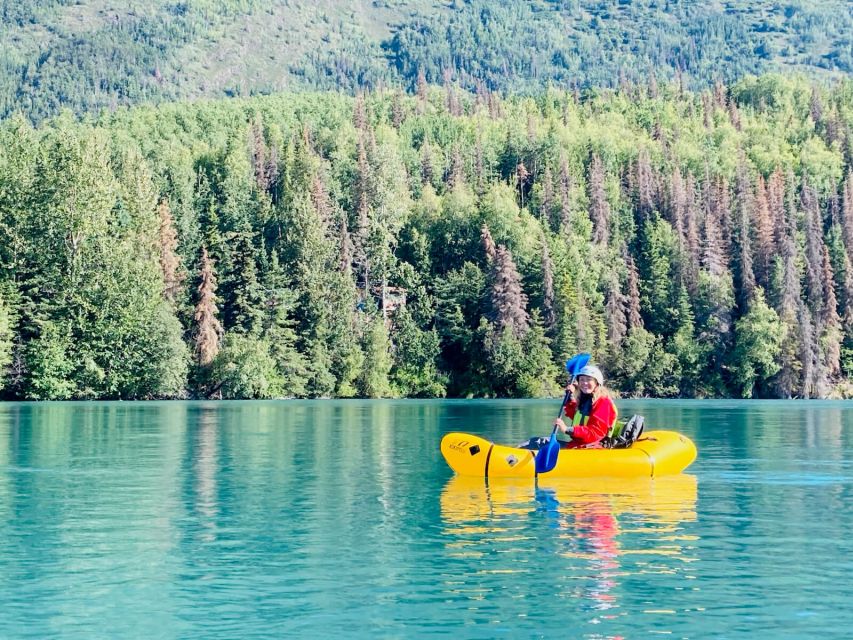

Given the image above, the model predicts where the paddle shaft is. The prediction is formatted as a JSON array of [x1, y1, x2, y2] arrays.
[[551, 389, 571, 434]]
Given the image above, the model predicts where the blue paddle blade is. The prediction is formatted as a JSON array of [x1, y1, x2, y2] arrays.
[[535, 432, 560, 474], [564, 352, 591, 377]]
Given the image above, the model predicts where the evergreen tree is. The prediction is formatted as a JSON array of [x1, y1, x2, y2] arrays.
[[635, 149, 656, 219], [158, 199, 184, 304], [261, 252, 309, 397], [0, 293, 14, 389], [588, 153, 610, 245], [820, 244, 843, 379], [194, 247, 223, 368], [733, 161, 757, 308], [768, 168, 788, 250], [730, 289, 784, 397], [695, 268, 736, 395], [604, 271, 628, 360], [682, 173, 701, 294], [669, 167, 687, 244], [843, 171, 853, 259], [801, 179, 825, 314], [799, 302, 821, 399], [626, 256, 644, 331], [357, 315, 393, 398], [481, 224, 497, 263], [558, 154, 573, 233], [488, 244, 530, 339], [637, 215, 678, 337], [702, 176, 729, 277], [541, 234, 556, 330], [774, 227, 804, 397], [752, 175, 775, 288], [390, 308, 446, 397], [222, 230, 265, 333], [668, 282, 701, 395], [539, 165, 556, 226]]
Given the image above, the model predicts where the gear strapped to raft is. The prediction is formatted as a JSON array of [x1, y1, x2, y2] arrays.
[[600, 414, 645, 449]]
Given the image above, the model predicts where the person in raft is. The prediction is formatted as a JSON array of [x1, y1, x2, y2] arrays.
[[553, 364, 617, 448], [520, 364, 617, 450]]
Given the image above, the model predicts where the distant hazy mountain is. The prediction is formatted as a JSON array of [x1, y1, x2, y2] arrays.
[[2, 0, 851, 121]]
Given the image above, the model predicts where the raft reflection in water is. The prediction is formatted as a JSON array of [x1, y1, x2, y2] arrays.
[[439, 475, 698, 620]]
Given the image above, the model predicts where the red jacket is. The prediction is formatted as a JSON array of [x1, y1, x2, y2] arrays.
[[563, 395, 617, 447]]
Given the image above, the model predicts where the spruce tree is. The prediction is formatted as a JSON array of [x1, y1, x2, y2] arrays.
[[683, 173, 701, 294], [820, 244, 842, 378], [730, 290, 784, 398], [733, 161, 757, 309], [357, 315, 393, 398], [540, 234, 556, 330], [702, 177, 728, 277], [801, 179, 825, 314], [842, 171, 853, 258], [194, 247, 223, 368], [588, 153, 610, 245], [752, 175, 775, 288], [158, 199, 184, 304], [558, 154, 572, 233], [0, 293, 13, 388], [635, 149, 656, 219], [488, 244, 530, 339], [768, 168, 787, 250]]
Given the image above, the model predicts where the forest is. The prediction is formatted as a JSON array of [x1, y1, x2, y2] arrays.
[[1, 0, 852, 123], [1, 74, 853, 400]]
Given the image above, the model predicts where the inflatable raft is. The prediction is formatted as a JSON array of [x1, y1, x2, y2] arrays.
[[440, 430, 697, 478]]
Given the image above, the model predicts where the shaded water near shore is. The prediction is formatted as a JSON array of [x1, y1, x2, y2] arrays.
[[1, 399, 852, 639]]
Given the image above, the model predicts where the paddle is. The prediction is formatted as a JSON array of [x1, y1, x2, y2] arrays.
[[534, 353, 591, 474]]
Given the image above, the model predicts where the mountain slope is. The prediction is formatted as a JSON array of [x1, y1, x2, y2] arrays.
[[1, 0, 852, 122]]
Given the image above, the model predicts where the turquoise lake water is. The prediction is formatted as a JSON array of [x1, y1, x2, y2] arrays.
[[1, 399, 852, 639]]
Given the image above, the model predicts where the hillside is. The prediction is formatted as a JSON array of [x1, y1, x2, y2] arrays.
[[1, 0, 852, 122]]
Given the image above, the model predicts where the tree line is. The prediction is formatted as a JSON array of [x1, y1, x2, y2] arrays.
[[1, 74, 853, 399]]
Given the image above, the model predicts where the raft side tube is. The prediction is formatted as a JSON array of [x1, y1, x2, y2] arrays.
[[440, 432, 537, 478]]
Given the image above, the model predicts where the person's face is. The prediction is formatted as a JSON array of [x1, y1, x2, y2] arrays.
[[577, 375, 598, 394]]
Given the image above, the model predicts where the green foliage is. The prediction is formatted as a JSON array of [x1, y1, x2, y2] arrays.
[[637, 215, 680, 337], [2, 75, 853, 399], [479, 313, 560, 398], [611, 327, 680, 398], [23, 319, 75, 400], [391, 308, 447, 398], [209, 333, 284, 399], [1, 121, 188, 399], [357, 315, 394, 398], [0, 291, 12, 382], [262, 285, 310, 398], [667, 286, 702, 397], [729, 292, 785, 397]]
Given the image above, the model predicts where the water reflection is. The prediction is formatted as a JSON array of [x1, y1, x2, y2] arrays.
[[440, 474, 698, 623], [193, 408, 220, 541]]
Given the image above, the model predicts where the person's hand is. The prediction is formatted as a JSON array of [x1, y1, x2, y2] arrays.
[[554, 418, 575, 437], [565, 381, 578, 396], [554, 418, 570, 433]]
